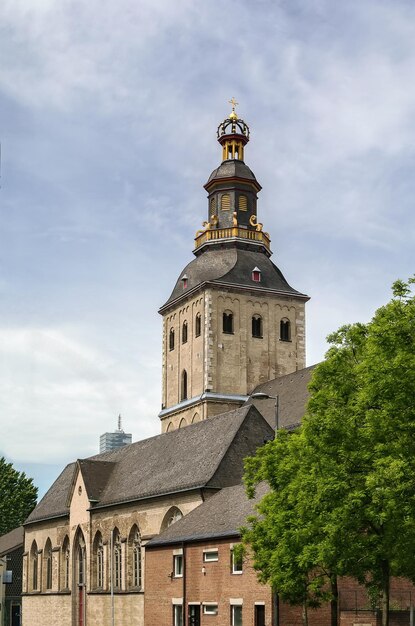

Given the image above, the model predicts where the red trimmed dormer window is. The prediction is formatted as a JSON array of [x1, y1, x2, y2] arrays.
[[252, 267, 261, 282], [181, 274, 188, 289]]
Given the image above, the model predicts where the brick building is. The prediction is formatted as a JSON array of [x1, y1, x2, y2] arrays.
[[0, 526, 24, 626]]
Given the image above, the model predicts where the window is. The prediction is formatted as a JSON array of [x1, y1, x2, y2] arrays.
[[223, 311, 233, 334], [252, 315, 263, 338], [30, 541, 38, 591], [169, 328, 175, 351], [231, 548, 243, 574], [221, 193, 231, 210], [161, 507, 184, 532], [251, 267, 261, 282], [210, 197, 216, 213], [231, 605, 242, 626], [203, 604, 218, 615], [182, 321, 188, 344], [62, 536, 70, 590], [173, 604, 184, 626], [181, 274, 188, 289], [239, 195, 248, 211], [181, 370, 188, 401], [254, 605, 265, 626], [203, 549, 218, 562], [113, 529, 122, 589], [97, 539, 104, 588], [44, 539, 52, 590], [78, 545, 85, 586], [173, 554, 183, 577], [280, 319, 291, 342], [195, 313, 201, 337], [131, 528, 142, 589]]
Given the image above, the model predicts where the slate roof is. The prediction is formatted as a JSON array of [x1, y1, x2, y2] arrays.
[[147, 481, 269, 546], [160, 246, 308, 311], [25, 405, 273, 525], [205, 160, 259, 187], [246, 365, 317, 430], [0, 526, 24, 556]]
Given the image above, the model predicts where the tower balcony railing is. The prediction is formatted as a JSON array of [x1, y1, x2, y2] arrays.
[[194, 226, 271, 251]]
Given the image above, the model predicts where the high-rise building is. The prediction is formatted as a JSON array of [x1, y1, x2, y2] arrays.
[[99, 414, 132, 453]]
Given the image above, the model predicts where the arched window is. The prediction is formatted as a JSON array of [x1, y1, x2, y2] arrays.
[[166, 421, 173, 432], [182, 321, 188, 344], [93, 531, 104, 590], [252, 315, 263, 338], [181, 370, 188, 401], [44, 538, 52, 590], [223, 311, 234, 334], [128, 525, 142, 590], [195, 313, 201, 337], [61, 535, 70, 590], [160, 507, 183, 533], [280, 318, 291, 342], [210, 196, 216, 213], [30, 541, 38, 591], [112, 529, 122, 590], [191, 412, 199, 424], [169, 328, 175, 351], [239, 195, 248, 211], [221, 193, 230, 210], [179, 418, 187, 429]]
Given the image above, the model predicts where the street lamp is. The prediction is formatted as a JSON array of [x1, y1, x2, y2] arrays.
[[251, 392, 279, 431]]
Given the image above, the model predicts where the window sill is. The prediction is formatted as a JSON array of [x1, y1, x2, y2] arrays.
[[231, 571, 243, 575]]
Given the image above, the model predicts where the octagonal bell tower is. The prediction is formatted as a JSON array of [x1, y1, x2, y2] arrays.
[[158, 101, 309, 433]]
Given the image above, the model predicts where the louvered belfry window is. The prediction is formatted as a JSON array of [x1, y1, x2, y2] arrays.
[[239, 195, 248, 211], [210, 196, 216, 213], [221, 193, 231, 210]]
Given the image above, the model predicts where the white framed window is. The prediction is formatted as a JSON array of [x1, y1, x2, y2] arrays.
[[173, 554, 183, 577], [231, 548, 243, 574], [203, 549, 218, 562], [173, 604, 183, 626], [231, 604, 243, 626], [203, 604, 218, 615]]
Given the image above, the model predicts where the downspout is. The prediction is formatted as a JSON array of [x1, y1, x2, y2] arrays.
[[183, 542, 186, 626], [110, 532, 114, 626]]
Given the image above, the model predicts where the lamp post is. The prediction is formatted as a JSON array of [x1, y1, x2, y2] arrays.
[[251, 392, 279, 432]]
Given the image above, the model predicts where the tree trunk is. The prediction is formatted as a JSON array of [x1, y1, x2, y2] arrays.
[[381, 560, 390, 626], [302, 598, 308, 626], [330, 574, 339, 626]]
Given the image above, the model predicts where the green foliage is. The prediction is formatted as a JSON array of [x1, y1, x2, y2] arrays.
[[242, 277, 415, 625], [0, 458, 38, 535]]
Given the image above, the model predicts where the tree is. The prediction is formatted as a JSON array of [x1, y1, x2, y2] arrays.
[[0, 457, 38, 535], [243, 278, 415, 626]]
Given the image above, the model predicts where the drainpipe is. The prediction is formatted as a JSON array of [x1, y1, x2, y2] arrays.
[[182, 543, 186, 626], [110, 533, 114, 626]]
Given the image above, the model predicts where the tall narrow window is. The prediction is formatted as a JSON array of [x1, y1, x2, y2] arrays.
[[30, 541, 38, 591], [221, 193, 231, 210], [252, 315, 263, 338], [223, 311, 234, 334], [181, 370, 188, 401], [44, 539, 52, 590], [195, 313, 201, 337], [280, 319, 291, 342], [113, 529, 122, 590], [128, 526, 142, 589], [182, 321, 188, 344], [210, 197, 216, 213], [173, 604, 184, 626], [61, 536, 70, 590], [169, 328, 175, 351], [252, 267, 261, 282], [93, 531, 104, 589], [78, 545, 85, 586]]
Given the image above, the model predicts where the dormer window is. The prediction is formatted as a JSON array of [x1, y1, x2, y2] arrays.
[[252, 267, 261, 282], [181, 274, 188, 289]]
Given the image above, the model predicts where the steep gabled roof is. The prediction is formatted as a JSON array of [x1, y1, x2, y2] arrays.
[[147, 481, 269, 546], [246, 364, 317, 430], [25, 405, 273, 525]]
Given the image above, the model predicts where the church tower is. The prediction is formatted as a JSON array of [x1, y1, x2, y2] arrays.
[[159, 101, 309, 432]]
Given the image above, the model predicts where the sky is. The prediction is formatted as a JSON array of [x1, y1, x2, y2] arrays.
[[1, 0, 415, 499]]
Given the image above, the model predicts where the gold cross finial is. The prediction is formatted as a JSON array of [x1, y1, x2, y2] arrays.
[[229, 96, 239, 111]]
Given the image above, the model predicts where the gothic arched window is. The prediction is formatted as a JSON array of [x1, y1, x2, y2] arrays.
[[44, 538, 52, 590], [30, 540, 38, 591], [280, 318, 291, 342], [128, 526, 142, 590], [182, 321, 188, 344], [195, 313, 201, 338], [223, 311, 234, 334], [160, 507, 183, 533], [61, 535, 70, 590], [252, 315, 263, 338], [112, 529, 122, 590], [181, 370, 188, 401], [169, 328, 175, 351], [93, 531, 104, 590]]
